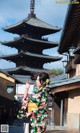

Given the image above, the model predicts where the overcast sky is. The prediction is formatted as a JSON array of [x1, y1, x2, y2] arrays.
[[0, 0, 68, 69]]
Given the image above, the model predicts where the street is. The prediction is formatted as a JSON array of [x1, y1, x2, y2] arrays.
[[46, 130, 80, 133], [8, 119, 80, 133]]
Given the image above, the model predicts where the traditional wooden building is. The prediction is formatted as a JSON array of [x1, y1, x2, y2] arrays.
[[0, 0, 61, 81], [59, 2, 80, 78], [0, 69, 16, 124], [49, 2, 80, 130]]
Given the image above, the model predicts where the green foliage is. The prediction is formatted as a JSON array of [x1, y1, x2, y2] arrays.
[[49, 68, 63, 76]]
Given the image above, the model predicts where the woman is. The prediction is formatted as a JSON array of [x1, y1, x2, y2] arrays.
[[19, 72, 50, 133]]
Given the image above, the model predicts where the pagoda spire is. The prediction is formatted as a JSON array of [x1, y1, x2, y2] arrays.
[[30, 0, 35, 15], [28, 0, 36, 18]]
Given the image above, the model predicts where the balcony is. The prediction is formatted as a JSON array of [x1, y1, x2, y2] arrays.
[[65, 59, 76, 73]]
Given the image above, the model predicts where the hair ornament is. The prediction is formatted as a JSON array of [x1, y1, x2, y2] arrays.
[[46, 79, 50, 84]]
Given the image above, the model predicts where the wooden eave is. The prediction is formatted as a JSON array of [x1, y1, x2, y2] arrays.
[[51, 82, 80, 94], [5, 67, 31, 75], [1, 36, 58, 50], [0, 52, 62, 63], [50, 76, 80, 94], [0, 69, 15, 82], [4, 66, 48, 75], [3, 17, 61, 36], [58, 4, 80, 54]]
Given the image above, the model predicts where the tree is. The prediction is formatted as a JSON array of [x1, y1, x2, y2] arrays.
[[49, 68, 63, 76]]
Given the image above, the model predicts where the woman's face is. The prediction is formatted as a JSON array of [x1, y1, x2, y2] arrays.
[[36, 76, 42, 87]]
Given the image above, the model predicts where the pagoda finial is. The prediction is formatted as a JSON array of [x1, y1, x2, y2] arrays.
[[28, 0, 36, 18], [30, 0, 35, 14]]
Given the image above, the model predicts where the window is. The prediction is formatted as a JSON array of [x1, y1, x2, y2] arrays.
[[6, 86, 14, 94]]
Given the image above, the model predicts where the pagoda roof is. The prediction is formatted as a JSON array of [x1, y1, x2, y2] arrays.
[[0, 52, 62, 63], [3, 66, 48, 75], [3, 16, 61, 36], [1, 36, 58, 50], [13, 75, 35, 84]]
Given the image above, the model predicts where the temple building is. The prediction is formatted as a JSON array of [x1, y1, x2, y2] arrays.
[[0, 0, 61, 82]]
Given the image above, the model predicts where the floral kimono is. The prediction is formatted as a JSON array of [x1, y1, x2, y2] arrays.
[[29, 86, 48, 133], [17, 86, 48, 133]]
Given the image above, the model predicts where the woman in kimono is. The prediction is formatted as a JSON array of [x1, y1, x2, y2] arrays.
[[20, 72, 50, 133]]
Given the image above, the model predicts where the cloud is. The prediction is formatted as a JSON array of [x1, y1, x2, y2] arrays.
[[35, 0, 68, 27], [0, 50, 3, 56], [0, 59, 15, 69], [43, 47, 59, 56], [0, 0, 29, 26]]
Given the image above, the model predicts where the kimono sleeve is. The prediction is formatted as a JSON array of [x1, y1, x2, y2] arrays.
[[39, 90, 48, 107]]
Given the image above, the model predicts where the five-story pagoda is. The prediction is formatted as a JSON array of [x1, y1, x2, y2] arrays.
[[0, 0, 61, 82]]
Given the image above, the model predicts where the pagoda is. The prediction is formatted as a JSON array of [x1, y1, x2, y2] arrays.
[[0, 0, 61, 81]]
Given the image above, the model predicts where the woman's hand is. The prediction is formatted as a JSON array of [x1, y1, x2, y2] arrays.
[[22, 82, 30, 102], [26, 82, 30, 89]]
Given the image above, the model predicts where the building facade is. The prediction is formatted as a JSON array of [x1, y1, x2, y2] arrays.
[[0, 69, 16, 124], [50, 2, 80, 130]]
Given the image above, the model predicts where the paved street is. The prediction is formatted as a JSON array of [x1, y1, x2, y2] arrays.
[[46, 130, 80, 133], [9, 121, 24, 133], [9, 125, 24, 133], [9, 119, 80, 133]]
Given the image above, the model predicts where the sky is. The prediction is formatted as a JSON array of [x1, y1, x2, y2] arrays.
[[0, 0, 68, 70]]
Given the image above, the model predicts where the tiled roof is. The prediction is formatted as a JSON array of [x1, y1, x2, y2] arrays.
[[4, 66, 47, 73], [58, 4, 80, 54], [1, 36, 58, 49], [3, 17, 61, 35], [0, 52, 62, 62], [13, 75, 35, 84], [50, 74, 67, 83], [49, 76, 80, 88], [4, 17, 61, 32]]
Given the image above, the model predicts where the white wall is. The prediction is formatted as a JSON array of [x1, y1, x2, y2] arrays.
[[67, 89, 80, 130], [16, 84, 34, 95], [68, 89, 80, 113], [76, 64, 80, 76]]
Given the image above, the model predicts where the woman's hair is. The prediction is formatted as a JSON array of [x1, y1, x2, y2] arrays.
[[37, 72, 50, 86]]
